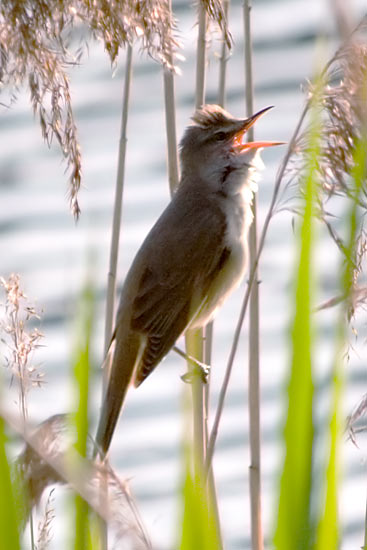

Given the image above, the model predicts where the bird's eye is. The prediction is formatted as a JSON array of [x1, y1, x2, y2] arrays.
[[215, 131, 227, 141]]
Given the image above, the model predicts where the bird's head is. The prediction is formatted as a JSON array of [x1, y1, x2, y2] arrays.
[[179, 104, 284, 195]]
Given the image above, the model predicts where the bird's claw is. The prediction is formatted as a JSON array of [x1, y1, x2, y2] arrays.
[[181, 361, 210, 384]]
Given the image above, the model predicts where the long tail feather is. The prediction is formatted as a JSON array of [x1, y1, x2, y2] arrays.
[[95, 329, 142, 455]]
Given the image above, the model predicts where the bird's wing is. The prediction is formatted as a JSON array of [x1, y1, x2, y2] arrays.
[[96, 191, 230, 454], [129, 193, 230, 385]]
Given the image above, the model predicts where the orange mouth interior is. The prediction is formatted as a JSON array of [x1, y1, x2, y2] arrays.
[[232, 134, 285, 152], [232, 106, 286, 152]]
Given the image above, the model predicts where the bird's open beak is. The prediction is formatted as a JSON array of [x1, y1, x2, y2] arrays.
[[233, 106, 285, 152]]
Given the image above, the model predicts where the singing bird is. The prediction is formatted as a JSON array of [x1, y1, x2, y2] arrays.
[[96, 104, 283, 455]]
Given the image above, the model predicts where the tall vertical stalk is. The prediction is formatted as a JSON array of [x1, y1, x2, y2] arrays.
[[99, 43, 133, 550], [103, 44, 133, 380], [185, 0, 207, 473], [243, 2, 264, 549]]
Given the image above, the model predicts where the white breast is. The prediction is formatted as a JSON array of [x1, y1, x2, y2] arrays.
[[220, 187, 253, 290], [190, 182, 255, 329]]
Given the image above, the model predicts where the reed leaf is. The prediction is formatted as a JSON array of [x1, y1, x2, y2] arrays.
[[0, 416, 21, 550], [71, 283, 95, 550], [179, 455, 220, 550], [274, 95, 321, 550]]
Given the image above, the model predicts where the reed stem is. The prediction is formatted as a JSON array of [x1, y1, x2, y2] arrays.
[[103, 44, 133, 375], [185, 0, 208, 475], [244, 1, 264, 549], [99, 42, 133, 550]]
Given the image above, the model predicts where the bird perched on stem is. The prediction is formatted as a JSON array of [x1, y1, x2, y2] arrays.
[[96, 104, 283, 455]]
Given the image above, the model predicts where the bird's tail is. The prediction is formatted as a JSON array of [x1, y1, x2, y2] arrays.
[[94, 330, 142, 456]]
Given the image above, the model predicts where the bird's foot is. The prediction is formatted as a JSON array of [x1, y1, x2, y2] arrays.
[[181, 359, 211, 384], [173, 345, 211, 384]]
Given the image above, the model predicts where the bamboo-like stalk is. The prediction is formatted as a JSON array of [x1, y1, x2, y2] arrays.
[[185, 0, 208, 473], [103, 44, 133, 377], [205, 102, 310, 473], [244, 2, 264, 549]]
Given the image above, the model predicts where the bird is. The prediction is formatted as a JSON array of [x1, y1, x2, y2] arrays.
[[95, 104, 283, 455]]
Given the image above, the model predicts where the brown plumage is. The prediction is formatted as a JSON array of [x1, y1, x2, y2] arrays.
[[95, 104, 282, 455]]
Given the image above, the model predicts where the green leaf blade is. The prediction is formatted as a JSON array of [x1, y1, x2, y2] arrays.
[[179, 466, 221, 550], [0, 417, 21, 550], [274, 106, 321, 550]]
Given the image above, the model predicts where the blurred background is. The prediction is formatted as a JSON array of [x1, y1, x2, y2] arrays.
[[1, 0, 367, 548]]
